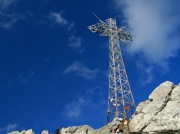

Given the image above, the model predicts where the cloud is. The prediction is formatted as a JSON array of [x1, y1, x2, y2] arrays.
[[67, 21, 75, 31], [49, 12, 75, 30], [65, 97, 88, 118], [0, 0, 23, 29], [0, 124, 18, 133], [136, 62, 154, 86], [67, 35, 84, 53], [114, 0, 180, 70], [68, 35, 82, 48], [49, 12, 68, 26], [64, 61, 99, 80], [17, 70, 36, 85], [48, 12, 83, 53], [0, 0, 17, 10], [0, 11, 23, 29], [63, 86, 106, 119]]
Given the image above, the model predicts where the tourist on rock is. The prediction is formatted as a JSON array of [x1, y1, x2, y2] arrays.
[[115, 122, 124, 134], [86, 128, 88, 134], [55, 129, 61, 134]]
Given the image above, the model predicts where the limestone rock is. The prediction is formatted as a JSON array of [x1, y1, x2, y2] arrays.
[[41, 130, 49, 134], [24, 129, 34, 134], [61, 118, 124, 134], [61, 125, 95, 134], [135, 100, 150, 114], [7, 131, 20, 134], [108, 117, 123, 130], [149, 81, 174, 101], [8, 129, 35, 134], [95, 126, 109, 134], [129, 81, 180, 134], [171, 85, 180, 101], [94, 117, 123, 134]]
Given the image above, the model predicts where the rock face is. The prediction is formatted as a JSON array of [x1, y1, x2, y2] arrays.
[[129, 81, 180, 134]]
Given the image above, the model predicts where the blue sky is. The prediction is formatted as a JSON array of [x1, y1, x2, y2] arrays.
[[0, 0, 180, 133]]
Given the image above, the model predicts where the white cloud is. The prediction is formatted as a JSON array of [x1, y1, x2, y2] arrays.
[[136, 62, 154, 86], [115, 0, 180, 70], [0, 13, 23, 29], [17, 70, 36, 85], [49, 12, 68, 25], [67, 34, 85, 54], [49, 12, 75, 30], [0, 124, 18, 133], [63, 86, 106, 119], [64, 61, 99, 80], [68, 35, 82, 48], [0, 18, 17, 29], [65, 97, 88, 118], [0, 0, 17, 10], [67, 21, 75, 31], [48, 12, 83, 53], [67, 35, 84, 53]]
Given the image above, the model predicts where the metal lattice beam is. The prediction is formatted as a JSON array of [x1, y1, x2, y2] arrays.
[[88, 15, 135, 123]]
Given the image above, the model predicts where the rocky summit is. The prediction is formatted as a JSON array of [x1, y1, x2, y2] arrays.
[[8, 81, 180, 134]]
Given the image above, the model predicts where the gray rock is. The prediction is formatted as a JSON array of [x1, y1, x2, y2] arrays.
[[171, 85, 180, 101], [95, 125, 109, 134], [24, 129, 34, 134], [149, 81, 174, 102], [135, 100, 150, 114], [7, 131, 21, 134], [8, 129, 34, 134], [129, 81, 180, 134], [41, 130, 49, 134], [61, 118, 124, 134], [94, 118, 124, 134], [107, 117, 123, 130], [61, 125, 95, 134]]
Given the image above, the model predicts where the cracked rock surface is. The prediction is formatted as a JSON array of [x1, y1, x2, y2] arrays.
[[129, 81, 180, 134]]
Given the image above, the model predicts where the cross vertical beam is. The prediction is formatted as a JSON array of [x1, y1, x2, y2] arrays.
[[88, 16, 135, 123]]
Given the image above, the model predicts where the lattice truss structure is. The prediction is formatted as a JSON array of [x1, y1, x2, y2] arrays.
[[88, 15, 136, 123]]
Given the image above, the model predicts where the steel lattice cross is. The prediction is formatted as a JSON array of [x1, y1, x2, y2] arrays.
[[88, 15, 136, 123]]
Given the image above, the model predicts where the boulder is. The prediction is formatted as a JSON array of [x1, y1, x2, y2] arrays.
[[7, 131, 20, 134], [61, 125, 95, 134], [8, 129, 35, 134], [129, 81, 180, 134], [171, 85, 180, 101], [41, 130, 49, 134]]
